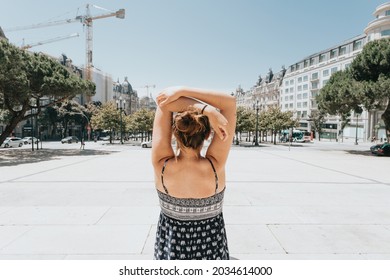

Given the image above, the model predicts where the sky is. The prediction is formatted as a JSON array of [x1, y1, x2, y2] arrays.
[[0, 0, 387, 97]]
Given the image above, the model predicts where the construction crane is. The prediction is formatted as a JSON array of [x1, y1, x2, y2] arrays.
[[5, 4, 125, 88], [21, 33, 79, 50], [143, 84, 156, 98]]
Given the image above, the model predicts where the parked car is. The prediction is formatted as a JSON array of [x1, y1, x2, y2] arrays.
[[21, 137, 40, 145], [100, 136, 110, 141], [61, 136, 79, 144], [376, 143, 390, 156], [370, 143, 383, 155], [1, 137, 24, 148], [141, 140, 152, 148]]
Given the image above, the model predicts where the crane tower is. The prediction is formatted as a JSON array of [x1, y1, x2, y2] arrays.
[[5, 4, 125, 89]]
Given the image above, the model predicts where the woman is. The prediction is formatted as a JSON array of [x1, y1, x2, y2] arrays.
[[152, 86, 236, 260]]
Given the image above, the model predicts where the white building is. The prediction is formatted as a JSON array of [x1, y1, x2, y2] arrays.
[[237, 2, 390, 142]]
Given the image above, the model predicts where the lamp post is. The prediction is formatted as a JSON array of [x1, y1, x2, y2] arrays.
[[253, 98, 259, 146], [116, 96, 126, 144], [355, 113, 359, 145], [31, 107, 34, 151]]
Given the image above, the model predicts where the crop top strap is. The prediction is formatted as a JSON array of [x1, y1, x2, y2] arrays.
[[205, 157, 219, 193], [161, 158, 170, 195]]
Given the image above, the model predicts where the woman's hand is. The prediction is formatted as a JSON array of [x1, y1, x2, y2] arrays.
[[156, 86, 183, 107], [205, 106, 229, 142]]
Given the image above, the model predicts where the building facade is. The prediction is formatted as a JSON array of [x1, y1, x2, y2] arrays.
[[236, 2, 390, 142]]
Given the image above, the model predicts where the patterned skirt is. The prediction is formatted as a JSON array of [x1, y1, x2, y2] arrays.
[[154, 212, 229, 260]]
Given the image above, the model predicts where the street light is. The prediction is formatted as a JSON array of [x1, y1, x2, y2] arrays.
[[253, 98, 260, 146], [30, 107, 35, 151], [116, 96, 126, 144]]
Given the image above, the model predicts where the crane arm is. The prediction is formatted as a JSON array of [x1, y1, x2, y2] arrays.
[[5, 17, 82, 32], [22, 33, 80, 50], [88, 9, 125, 21]]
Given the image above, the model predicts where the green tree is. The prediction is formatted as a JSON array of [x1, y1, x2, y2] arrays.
[[57, 100, 89, 139], [317, 70, 362, 116], [127, 108, 155, 141], [235, 106, 255, 143], [90, 101, 120, 143], [349, 37, 390, 139], [262, 106, 297, 144], [308, 110, 326, 141], [0, 40, 95, 145]]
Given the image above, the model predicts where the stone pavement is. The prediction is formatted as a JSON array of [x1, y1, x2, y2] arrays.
[[0, 140, 389, 260]]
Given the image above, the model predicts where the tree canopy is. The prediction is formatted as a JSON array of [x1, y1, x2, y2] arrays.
[[317, 37, 390, 139], [0, 40, 95, 144]]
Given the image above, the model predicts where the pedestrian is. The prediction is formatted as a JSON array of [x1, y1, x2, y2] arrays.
[[80, 138, 85, 150], [152, 86, 236, 260]]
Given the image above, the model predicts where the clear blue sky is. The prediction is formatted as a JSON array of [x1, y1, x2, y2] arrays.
[[1, 0, 386, 97]]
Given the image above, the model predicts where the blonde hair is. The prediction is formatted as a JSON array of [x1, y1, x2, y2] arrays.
[[172, 106, 210, 151]]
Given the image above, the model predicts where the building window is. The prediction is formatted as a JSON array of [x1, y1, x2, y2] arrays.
[[304, 60, 309, 68], [285, 81, 289, 86], [323, 69, 329, 77], [302, 111, 308, 118], [386, 10, 390, 16], [297, 94, 302, 100], [331, 67, 338, 74], [285, 104, 288, 109], [323, 79, 329, 86], [298, 85, 302, 92], [289, 103, 293, 108], [310, 57, 315, 66], [330, 49, 337, 59], [285, 96, 288, 101], [339, 46, 347, 55], [290, 87, 294, 92], [298, 77, 302, 83], [302, 92, 308, 99], [319, 54, 326, 63], [297, 102, 302, 108], [303, 84, 308, 90], [311, 72, 319, 80], [312, 81, 319, 89], [285, 88, 289, 94], [289, 95, 294, 101], [290, 80, 294, 85], [381, 29, 390, 37], [353, 40, 363, 51], [303, 102, 308, 108], [303, 75, 308, 82], [311, 91, 318, 98]]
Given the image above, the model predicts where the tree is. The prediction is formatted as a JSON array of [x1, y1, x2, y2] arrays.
[[349, 38, 390, 139], [308, 110, 326, 141], [235, 106, 255, 143], [57, 100, 89, 139], [0, 40, 95, 145], [90, 101, 120, 143], [127, 108, 155, 141], [317, 70, 362, 117], [261, 106, 297, 144]]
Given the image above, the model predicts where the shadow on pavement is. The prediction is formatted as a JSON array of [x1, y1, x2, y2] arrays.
[[345, 150, 374, 156], [0, 149, 117, 167]]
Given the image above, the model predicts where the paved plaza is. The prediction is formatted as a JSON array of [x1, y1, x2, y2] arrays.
[[0, 140, 389, 260]]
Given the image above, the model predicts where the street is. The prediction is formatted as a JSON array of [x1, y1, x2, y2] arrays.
[[0, 140, 389, 260]]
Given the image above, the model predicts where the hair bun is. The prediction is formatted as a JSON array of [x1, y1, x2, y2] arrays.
[[173, 106, 211, 149]]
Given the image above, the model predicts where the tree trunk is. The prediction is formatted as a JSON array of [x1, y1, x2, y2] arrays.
[[0, 108, 28, 145], [274, 130, 277, 145], [381, 100, 390, 141]]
